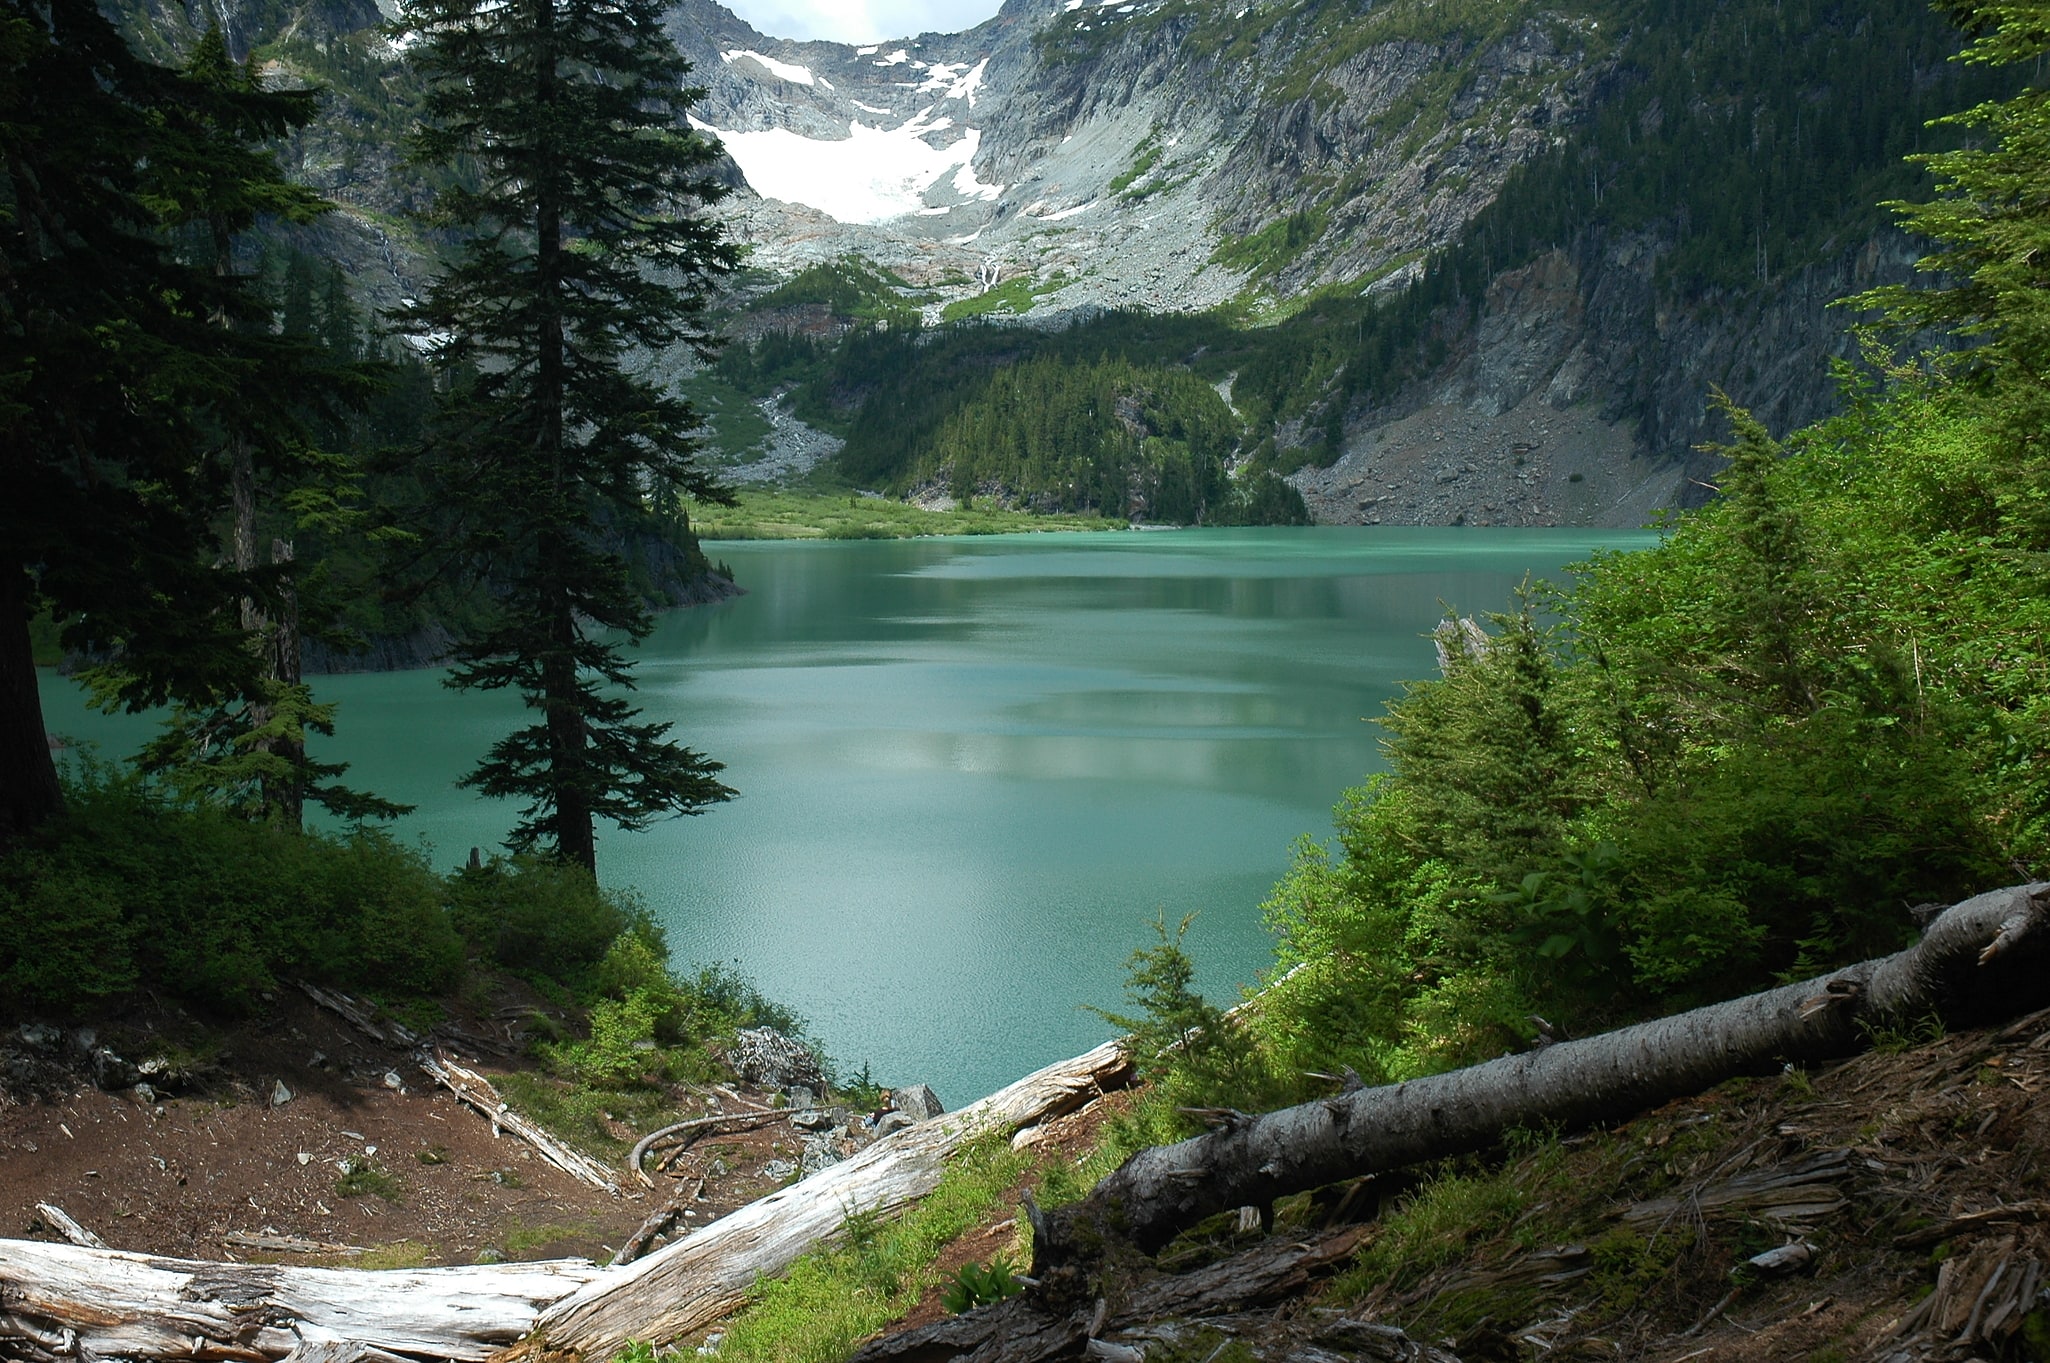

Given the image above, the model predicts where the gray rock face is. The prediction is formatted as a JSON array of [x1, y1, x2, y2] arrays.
[[729, 1027, 827, 1095], [891, 1083, 945, 1121]]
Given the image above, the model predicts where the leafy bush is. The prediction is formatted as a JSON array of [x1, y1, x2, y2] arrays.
[[0, 773, 460, 1016], [444, 856, 637, 986], [941, 1254, 1023, 1313]]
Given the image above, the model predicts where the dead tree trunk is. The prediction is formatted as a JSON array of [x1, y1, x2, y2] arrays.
[[535, 1039, 1132, 1358], [1034, 882, 2050, 1269]]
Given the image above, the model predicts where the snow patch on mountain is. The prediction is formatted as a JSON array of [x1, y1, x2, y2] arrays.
[[721, 48, 815, 84], [696, 106, 1002, 223]]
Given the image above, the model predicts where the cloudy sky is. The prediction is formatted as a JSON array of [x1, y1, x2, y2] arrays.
[[723, 0, 1006, 43]]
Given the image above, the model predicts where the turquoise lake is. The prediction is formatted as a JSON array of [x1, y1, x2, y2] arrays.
[[39, 527, 1656, 1104]]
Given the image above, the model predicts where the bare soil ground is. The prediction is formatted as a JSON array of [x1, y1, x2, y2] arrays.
[[0, 988, 813, 1271]]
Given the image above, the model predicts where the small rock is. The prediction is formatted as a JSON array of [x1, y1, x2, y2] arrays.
[[382, 1070, 403, 1089], [787, 1085, 818, 1109], [757, 1158, 797, 1182], [475, 1248, 507, 1265], [789, 1107, 840, 1132], [270, 1080, 293, 1108], [891, 1084, 945, 1121], [874, 1112, 916, 1139], [297, 1152, 312, 1165], [15, 1024, 60, 1051], [1744, 1241, 1815, 1277], [132, 1083, 155, 1104]]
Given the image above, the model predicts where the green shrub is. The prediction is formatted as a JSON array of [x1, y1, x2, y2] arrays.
[[444, 856, 635, 985], [0, 774, 460, 1017]]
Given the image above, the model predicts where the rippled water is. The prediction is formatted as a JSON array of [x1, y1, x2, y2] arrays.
[[40, 527, 1654, 1102]]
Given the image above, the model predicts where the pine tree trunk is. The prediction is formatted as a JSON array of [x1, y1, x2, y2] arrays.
[[0, 566, 64, 843], [270, 537, 304, 828], [1032, 882, 2050, 1268]]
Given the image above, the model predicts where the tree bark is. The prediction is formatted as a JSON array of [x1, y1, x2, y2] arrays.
[[534, 1039, 1133, 1358], [1033, 882, 2050, 1269], [0, 1041, 1129, 1361], [0, 1244, 601, 1362], [0, 566, 63, 843]]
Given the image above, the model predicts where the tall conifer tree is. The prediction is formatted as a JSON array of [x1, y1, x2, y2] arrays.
[[1, 0, 286, 840], [402, 0, 737, 870]]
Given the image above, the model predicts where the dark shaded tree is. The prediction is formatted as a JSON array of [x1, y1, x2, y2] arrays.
[[402, 0, 738, 869], [0, 0, 264, 841]]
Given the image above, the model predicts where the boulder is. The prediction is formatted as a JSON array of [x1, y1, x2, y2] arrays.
[[728, 1028, 826, 1095], [891, 1083, 944, 1122]]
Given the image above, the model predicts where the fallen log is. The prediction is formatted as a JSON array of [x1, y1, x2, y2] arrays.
[[28, 1204, 103, 1250], [300, 983, 419, 1048], [413, 1050, 621, 1196], [625, 1110, 787, 1188], [534, 1038, 1133, 1357], [0, 1242, 602, 1361], [1034, 882, 2050, 1268], [222, 1232, 369, 1257], [0, 1038, 1130, 1361], [849, 1225, 1373, 1363]]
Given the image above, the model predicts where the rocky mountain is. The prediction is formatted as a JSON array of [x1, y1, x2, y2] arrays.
[[115, 0, 2009, 527]]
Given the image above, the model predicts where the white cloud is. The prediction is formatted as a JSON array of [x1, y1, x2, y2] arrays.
[[721, 0, 1005, 44]]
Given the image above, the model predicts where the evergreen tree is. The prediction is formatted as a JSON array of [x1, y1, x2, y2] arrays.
[[0, 0, 264, 841], [121, 24, 393, 827], [401, 0, 738, 870]]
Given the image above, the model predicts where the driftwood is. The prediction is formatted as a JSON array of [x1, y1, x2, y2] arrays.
[[610, 1177, 705, 1268], [535, 1038, 1133, 1357], [1893, 1200, 2050, 1249], [625, 1110, 787, 1187], [0, 1242, 602, 1361], [0, 1039, 1129, 1361], [222, 1232, 369, 1256], [27, 1205, 103, 1250], [1618, 1147, 1853, 1227], [1034, 883, 2050, 1268], [849, 1225, 1373, 1363], [299, 983, 420, 1048], [414, 1050, 621, 1196]]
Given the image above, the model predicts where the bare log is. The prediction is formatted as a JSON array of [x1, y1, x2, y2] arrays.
[[1036, 883, 2050, 1266], [222, 1232, 368, 1256], [849, 1226, 1372, 1363], [610, 1178, 705, 1267], [414, 1050, 620, 1196], [28, 1204, 104, 1250], [626, 1110, 786, 1187], [299, 983, 420, 1048], [0, 1241, 601, 1361], [535, 1038, 1133, 1357]]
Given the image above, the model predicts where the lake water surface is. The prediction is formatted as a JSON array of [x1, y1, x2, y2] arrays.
[[41, 527, 1655, 1103]]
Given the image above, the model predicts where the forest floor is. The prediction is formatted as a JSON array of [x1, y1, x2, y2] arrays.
[[848, 1008, 2050, 1363], [0, 983, 818, 1272], [4, 995, 2048, 1362]]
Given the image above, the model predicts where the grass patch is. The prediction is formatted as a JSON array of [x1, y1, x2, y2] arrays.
[[356, 1240, 430, 1270], [502, 1220, 597, 1258], [334, 1160, 401, 1202], [941, 273, 1067, 323], [689, 488, 1126, 540], [709, 1135, 1032, 1363]]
